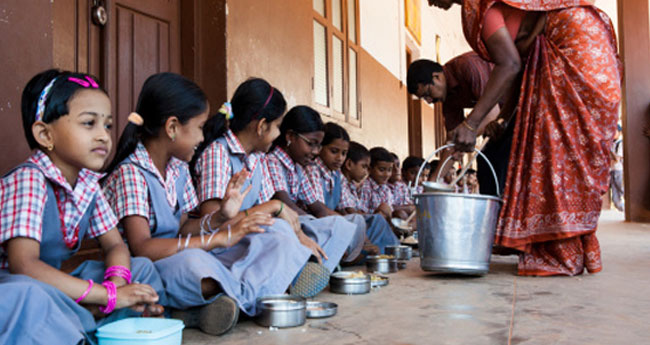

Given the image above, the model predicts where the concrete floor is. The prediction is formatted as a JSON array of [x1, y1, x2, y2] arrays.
[[182, 210, 650, 345]]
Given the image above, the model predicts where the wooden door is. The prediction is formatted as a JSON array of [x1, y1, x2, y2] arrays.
[[104, 0, 181, 141], [406, 49, 423, 157]]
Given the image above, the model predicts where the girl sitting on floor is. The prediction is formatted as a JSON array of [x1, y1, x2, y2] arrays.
[[0, 69, 164, 345]]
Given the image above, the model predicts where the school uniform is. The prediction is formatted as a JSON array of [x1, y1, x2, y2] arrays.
[[307, 158, 399, 253], [105, 142, 305, 316], [266, 146, 358, 270], [389, 181, 413, 207], [358, 177, 394, 214], [0, 151, 165, 344]]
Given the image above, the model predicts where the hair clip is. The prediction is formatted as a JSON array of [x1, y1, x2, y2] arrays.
[[67, 76, 99, 89], [219, 102, 234, 120], [35, 77, 59, 122], [127, 112, 144, 126]]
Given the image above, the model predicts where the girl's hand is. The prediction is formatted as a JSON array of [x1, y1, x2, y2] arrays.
[[276, 203, 302, 234], [115, 283, 160, 311], [228, 212, 272, 244], [221, 170, 253, 220], [297, 231, 328, 264]]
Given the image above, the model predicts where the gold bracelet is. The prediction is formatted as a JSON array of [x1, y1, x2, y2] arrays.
[[461, 120, 476, 132]]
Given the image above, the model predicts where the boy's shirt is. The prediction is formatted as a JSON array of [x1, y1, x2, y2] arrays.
[[1, 150, 117, 269], [358, 177, 394, 214], [389, 181, 413, 206], [265, 146, 319, 205], [306, 157, 357, 210], [103, 142, 198, 230]]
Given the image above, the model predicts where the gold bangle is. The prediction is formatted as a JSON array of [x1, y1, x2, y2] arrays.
[[461, 120, 476, 132]]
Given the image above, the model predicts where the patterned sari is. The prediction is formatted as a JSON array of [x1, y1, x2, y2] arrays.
[[462, 0, 622, 276]]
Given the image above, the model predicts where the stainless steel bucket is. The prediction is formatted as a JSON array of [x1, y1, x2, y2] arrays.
[[412, 144, 503, 275]]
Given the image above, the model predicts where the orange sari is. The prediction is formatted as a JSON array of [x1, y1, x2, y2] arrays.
[[462, 0, 622, 276]]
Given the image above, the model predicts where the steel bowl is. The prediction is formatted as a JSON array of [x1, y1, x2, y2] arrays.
[[306, 301, 338, 318], [366, 255, 398, 274], [329, 271, 371, 294], [255, 295, 306, 328], [385, 245, 413, 261], [369, 274, 389, 288]]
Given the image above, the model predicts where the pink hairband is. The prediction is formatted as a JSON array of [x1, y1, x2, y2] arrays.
[[34, 75, 100, 122], [253, 87, 274, 119], [67, 76, 99, 89]]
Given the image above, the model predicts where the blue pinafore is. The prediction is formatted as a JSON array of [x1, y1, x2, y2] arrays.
[[282, 163, 357, 271], [0, 163, 165, 345], [131, 151, 309, 316], [322, 171, 399, 254]]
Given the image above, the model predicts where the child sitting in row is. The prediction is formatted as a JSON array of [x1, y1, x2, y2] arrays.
[[265, 105, 361, 269], [388, 152, 415, 219], [357, 147, 396, 220], [1, 69, 165, 344], [306, 122, 399, 254]]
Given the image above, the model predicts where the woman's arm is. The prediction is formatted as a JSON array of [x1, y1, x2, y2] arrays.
[[451, 27, 522, 151]]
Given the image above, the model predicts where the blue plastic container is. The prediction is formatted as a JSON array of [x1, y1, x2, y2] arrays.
[[96, 318, 184, 345]]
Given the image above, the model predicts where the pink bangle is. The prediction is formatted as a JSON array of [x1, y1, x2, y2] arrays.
[[75, 279, 94, 303], [104, 265, 132, 284], [99, 281, 117, 314]]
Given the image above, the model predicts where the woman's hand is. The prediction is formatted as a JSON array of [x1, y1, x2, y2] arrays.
[[297, 231, 328, 264], [449, 122, 478, 152], [115, 283, 160, 312], [220, 169, 252, 220]]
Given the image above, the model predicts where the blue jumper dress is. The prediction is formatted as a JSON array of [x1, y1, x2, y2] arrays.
[[129, 153, 310, 316], [0, 163, 165, 345], [321, 170, 399, 253]]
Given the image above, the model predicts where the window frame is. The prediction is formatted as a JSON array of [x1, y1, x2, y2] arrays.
[[312, 0, 361, 127]]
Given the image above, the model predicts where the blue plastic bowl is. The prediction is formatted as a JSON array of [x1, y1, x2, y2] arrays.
[[96, 318, 184, 345]]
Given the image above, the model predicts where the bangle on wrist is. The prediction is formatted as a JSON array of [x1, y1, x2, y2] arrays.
[[104, 265, 132, 284], [461, 120, 476, 132], [273, 202, 284, 217], [99, 281, 117, 314], [75, 279, 94, 303]]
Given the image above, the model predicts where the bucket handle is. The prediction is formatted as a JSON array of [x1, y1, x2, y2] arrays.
[[412, 143, 501, 197]]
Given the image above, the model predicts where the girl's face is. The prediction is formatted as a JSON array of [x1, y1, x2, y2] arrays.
[[256, 115, 284, 153], [369, 161, 393, 185], [170, 107, 209, 162], [48, 89, 112, 173], [287, 130, 324, 167], [319, 138, 349, 171]]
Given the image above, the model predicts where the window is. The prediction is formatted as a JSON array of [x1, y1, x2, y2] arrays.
[[313, 0, 360, 126]]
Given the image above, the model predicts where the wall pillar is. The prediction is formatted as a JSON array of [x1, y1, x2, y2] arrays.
[[618, 0, 650, 222]]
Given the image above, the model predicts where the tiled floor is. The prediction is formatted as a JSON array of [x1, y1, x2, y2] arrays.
[[182, 210, 650, 345]]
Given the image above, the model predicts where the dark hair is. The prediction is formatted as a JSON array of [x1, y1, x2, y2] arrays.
[[274, 105, 324, 147], [430, 159, 440, 171], [105, 72, 207, 174], [21, 69, 107, 149], [389, 152, 399, 164], [407, 59, 443, 95], [402, 156, 425, 172], [369, 147, 393, 167], [346, 141, 369, 163], [193, 78, 286, 170], [322, 122, 350, 147]]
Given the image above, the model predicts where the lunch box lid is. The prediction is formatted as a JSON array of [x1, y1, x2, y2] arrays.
[[96, 318, 184, 340]]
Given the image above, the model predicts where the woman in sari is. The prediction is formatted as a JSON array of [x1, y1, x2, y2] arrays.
[[427, 0, 622, 276]]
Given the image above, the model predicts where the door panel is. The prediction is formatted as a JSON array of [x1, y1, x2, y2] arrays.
[[105, 0, 180, 141]]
